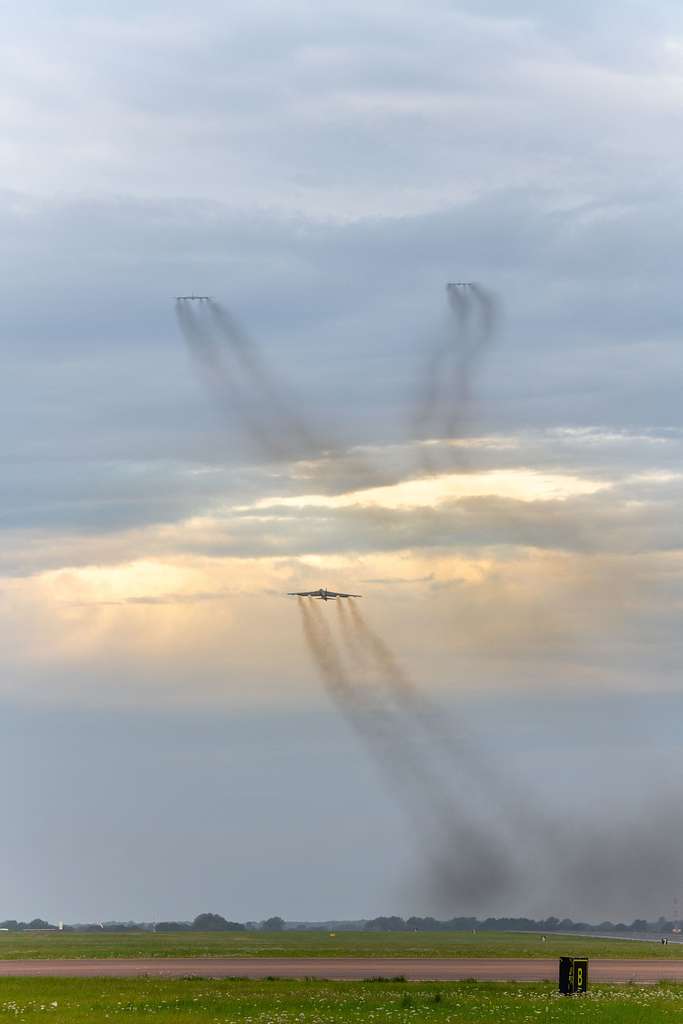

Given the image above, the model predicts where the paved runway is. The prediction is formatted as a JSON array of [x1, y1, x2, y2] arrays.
[[1, 957, 683, 982]]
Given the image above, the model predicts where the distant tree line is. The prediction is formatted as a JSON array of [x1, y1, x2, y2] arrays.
[[155, 914, 284, 932], [156, 914, 246, 932], [3, 913, 678, 935], [0, 913, 287, 933], [363, 915, 678, 934]]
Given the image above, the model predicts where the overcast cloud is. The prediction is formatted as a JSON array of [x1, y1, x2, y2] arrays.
[[1, 0, 682, 924]]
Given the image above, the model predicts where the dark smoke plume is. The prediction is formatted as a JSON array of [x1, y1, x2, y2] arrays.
[[337, 601, 683, 919], [303, 598, 683, 917], [175, 299, 286, 458], [175, 298, 324, 462], [343, 600, 545, 835], [413, 283, 498, 471], [177, 287, 500, 489], [176, 288, 676, 918], [176, 298, 393, 489], [205, 301, 319, 455], [298, 597, 522, 909]]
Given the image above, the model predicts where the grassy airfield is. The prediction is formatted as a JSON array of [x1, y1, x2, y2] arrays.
[[1, 978, 683, 1022], [0, 929, 681, 960]]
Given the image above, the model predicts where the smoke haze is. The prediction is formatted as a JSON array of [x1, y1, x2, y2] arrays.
[[176, 298, 323, 461], [413, 283, 499, 472], [176, 297, 400, 492], [180, 286, 682, 920], [299, 597, 524, 909], [298, 595, 683, 919]]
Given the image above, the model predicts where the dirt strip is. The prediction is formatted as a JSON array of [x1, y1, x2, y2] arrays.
[[0, 958, 682, 982]]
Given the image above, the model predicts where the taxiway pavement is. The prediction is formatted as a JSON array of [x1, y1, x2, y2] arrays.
[[0, 957, 683, 982]]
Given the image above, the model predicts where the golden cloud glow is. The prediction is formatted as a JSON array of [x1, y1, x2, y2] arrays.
[[0, 432, 679, 710], [243, 468, 609, 513], [0, 539, 674, 708]]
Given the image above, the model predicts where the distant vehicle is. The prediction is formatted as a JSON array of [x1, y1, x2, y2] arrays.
[[176, 295, 211, 300], [288, 588, 362, 601]]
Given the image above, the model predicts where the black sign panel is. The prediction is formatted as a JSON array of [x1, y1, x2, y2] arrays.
[[559, 957, 589, 994]]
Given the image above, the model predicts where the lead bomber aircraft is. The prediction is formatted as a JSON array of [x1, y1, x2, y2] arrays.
[[288, 587, 362, 601]]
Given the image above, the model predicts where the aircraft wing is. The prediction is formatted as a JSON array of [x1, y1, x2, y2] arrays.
[[287, 588, 362, 598]]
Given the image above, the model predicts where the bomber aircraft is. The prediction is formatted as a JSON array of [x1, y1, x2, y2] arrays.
[[176, 295, 211, 300], [288, 587, 362, 601]]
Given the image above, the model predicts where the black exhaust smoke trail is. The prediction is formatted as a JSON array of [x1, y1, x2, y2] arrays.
[[345, 598, 499, 774], [413, 283, 498, 471], [335, 597, 368, 672], [175, 299, 284, 458], [206, 300, 321, 459], [298, 598, 363, 719], [177, 297, 325, 461], [468, 283, 497, 342], [299, 598, 519, 906], [308, 599, 482, 809], [299, 598, 407, 747], [345, 598, 426, 716], [343, 598, 558, 865], [445, 283, 497, 442], [446, 281, 471, 350], [177, 298, 388, 484]]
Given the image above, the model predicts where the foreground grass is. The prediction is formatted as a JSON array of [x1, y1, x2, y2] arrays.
[[2, 978, 683, 1022], [0, 930, 680, 960]]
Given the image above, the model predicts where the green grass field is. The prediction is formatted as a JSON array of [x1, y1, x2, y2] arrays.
[[1, 978, 683, 1023], [0, 929, 680, 960]]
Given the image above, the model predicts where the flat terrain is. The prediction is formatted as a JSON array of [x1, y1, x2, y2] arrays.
[[1, 930, 681, 960], [2, 978, 683, 1023], [5, 956, 683, 982]]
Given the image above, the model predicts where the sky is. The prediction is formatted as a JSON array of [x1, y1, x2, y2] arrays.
[[2, 0, 683, 925]]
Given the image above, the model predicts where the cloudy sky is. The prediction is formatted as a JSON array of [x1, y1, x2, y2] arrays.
[[2, 0, 683, 925]]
